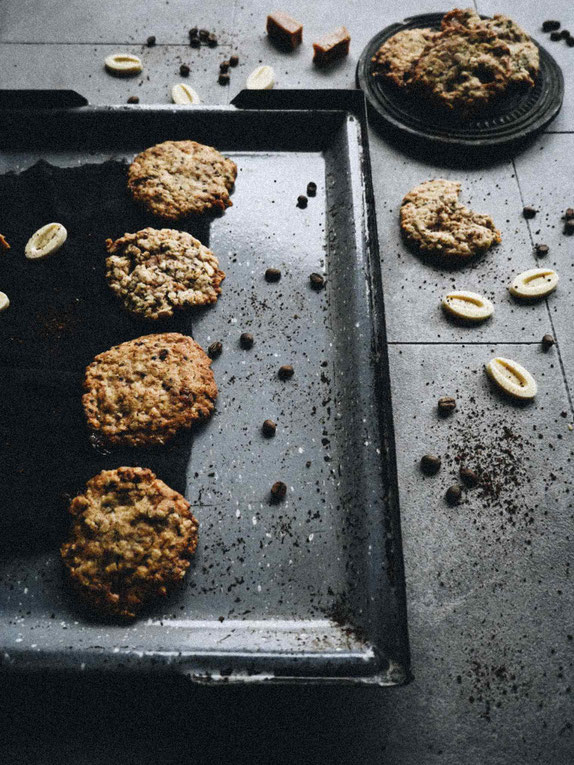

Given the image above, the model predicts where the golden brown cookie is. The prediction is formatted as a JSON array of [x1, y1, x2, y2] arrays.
[[60, 467, 198, 620], [105, 228, 225, 320], [128, 140, 237, 220], [83, 333, 217, 447], [400, 179, 501, 260], [371, 28, 438, 88]]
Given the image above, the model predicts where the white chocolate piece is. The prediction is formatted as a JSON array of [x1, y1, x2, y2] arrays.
[[509, 268, 558, 300], [442, 290, 494, 322], [485, 357, 537, 400], [246, 65, 275, 90], [171, 84, 201, 104], [25, 223, 67, 260], [104, 53, 143, 76], [0, 291, 9, 312]]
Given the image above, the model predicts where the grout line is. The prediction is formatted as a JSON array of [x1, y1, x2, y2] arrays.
[[387, 340, 547, 346]]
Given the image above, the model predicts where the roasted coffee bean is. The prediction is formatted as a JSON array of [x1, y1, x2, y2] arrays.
[[438, 396, 457, 415], [567, 36, 574, 47], [229, 54, 239, 67], [445, 484, 462, 506], [564, 219, 574, 235], [420, 454, 441, 475], [190, 36, 200, 48], [208, 34, 218, 47], [271, 481, 287, 501], [542, 20, 561, 32], [199, 29, 210, 41], [179, 63, 190, 77], [460, 467, 479, 488], [297, 194, 308, 209], [189, 27, 199, 38], [560, 29, 571, 39], [550, 31, 562, 41], [146, 35, 156, 47], [218, 72, 230, 85], [220, 60, 230, 72], [265, 267, 281, 282], [535, 243, 549, 256], [262, 419, 277, 437], [307, 181, 317, 197], [278, 364, 294, 380], [542, 333, 555, 350], [127, 95, 140, 104], [208, 341, 222, 358], [564, 208, 574, 220], [522, 205, 537, 219], [240, 332, 254, 349], [309, 273, 325, 290]]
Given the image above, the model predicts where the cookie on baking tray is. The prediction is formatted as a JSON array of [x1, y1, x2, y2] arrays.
[[371, 28, 438, 88], [400, 179, 501, 260], [105, 227, 225, 320], [82, 332, 217, 447], [127, 140, 237, 220], [60, 466, 198, 620]]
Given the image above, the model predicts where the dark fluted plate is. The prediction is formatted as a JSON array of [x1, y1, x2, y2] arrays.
[[356, 12, 564, 150]]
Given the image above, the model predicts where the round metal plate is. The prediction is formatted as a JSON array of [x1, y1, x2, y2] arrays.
[[356, 12, 564, 149]]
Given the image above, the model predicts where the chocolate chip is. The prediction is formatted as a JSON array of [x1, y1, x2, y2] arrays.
[[218, 72, 230, 85], [127, 95, 140, 104], [199, 28, 210, 41], [208, 341, 222, 358], [309, 273, 325, 290], [190, 37, 200, 48], [560, 29, 571, 39], [542, 20, 561, 32], [459, 467, 479, 488], [535, 243, 549, 256], [262, 419, 277, 437], [297, 195, 308, 209], [179, 63, 190, 77], [158, 349, 169, 360], [522, 205, 537, 219], [265, 267, 281, 282], [189, 27, 199, 38], [551, 31, 562, 41], [438, 396, 456, 415], [240, 332, 254, 349], [542, 333, 555, 350], [208, 34, 218, 47], [219, 60, 230, 72], [307, 182, 317, 197], [146, 35, 156, 47], [229, 54, 239, 67], [564, 208, 574, 220], [278, 364, 294, 380], [564, 219, 574, 236], [270, 481, 287, 502], [420, 454, 441, 475], [445, 484, 462, 506]]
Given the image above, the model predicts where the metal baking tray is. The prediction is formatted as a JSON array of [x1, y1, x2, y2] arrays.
[[0, 90, 409, 685]]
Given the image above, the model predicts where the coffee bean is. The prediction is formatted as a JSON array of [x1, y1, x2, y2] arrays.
[[271, 481, 287, 502], [229, 54, 239, 67], [420, 454, 441, 475], [445, 484, 462, 506], [190, 36, 200, 48], [535, 243, 549, 256], [179, 63, 190, 77], [567, 36, 574, 47], [240, 332, 254, 349], [564, 208, 574, 220], [560, 29, 570, 39], [199, 29, 210, 41], [438, 396, 456, 415], [278, 364, 294, 380], [262, 419, 277, 437], [307, 182, 317, 197], [146, 35, 156, 47], [208, 34, 218, 47], [550, 31, 562, 41], [564, 219, 574, 235], [265, 267, 281, 282], [522, 205, 537, 219], [309, 273, 325, 290], [220, 60, 230, 72], [297, 195, 308, 209], [459, 467, 479, 488], [208, 341, 222, 358], [189, 27, 199, 38], [218, 72, 230, 85], [127, 95, 140, 104], [542, 20, 560, 32], [542, 333, 555, 350]]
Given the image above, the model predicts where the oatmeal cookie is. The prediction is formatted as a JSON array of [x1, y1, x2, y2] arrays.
[[400, 179, 501, 259], [60, 467, 198, 620], [371, 28, 438, 88], [128, 140, 237, 220], [83, 333, 217, 447], [105, 228, 225, 320]]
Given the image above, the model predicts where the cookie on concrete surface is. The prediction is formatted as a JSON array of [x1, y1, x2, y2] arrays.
[[400, 179, 501, 259], [60, 466, 198, 620], [371, 28, 438, 88], [83, 333, 217, 447], [128, 140, 237, 220], [105, 228, 225, 320]]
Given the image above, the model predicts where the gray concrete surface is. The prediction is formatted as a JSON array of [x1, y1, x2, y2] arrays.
[[0, 1, 573, 764]]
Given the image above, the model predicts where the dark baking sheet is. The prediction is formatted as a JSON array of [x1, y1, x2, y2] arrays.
[[0, 92, 409, 685]]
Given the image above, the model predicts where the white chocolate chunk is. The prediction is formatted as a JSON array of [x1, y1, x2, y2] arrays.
[[25, 223, 67, 260], [485, 357, 537, 400], [509, 268, 558, 299], [171, 84, 201, 104], [442, 290, 494, 322], [246, 65, 275, 90], [104, 53, 143, 76], [0, 291, 9, 312]]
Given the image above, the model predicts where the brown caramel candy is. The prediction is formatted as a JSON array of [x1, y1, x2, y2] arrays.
[[266, 11, 303, 50], [312, 26, 350, 66]]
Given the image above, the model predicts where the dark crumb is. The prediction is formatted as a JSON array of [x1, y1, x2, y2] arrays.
[[239, 332, 254, 349], [229, 54, 239, 67], [270, 481, 287, 502], [219, 60, 230, 72], [262, 419, 277, 437], [208, 341, 222, 359], [179, 63, 190, 77], [309, 273, 325, 290], [146, 35, 156, 47], [190, 36, 200, 48], [265, 267, 281, 282], [438, 396, 456, 416], [199, 29, 210, 41], [550, 31, 562, 41], [420, 454, 441, 475], [446, 484, 462, 506], [218, 72, 230, 85], [208, 34, 218, 47], [278, 364, 294, 380], [522, 205, 537, 219], [460, 466, 479, 488], [535, 243, 549, 256], [307, 181, 317, 197], [297, 194, 308, 209], [127, 95, 140, 104], [542, 20, 560, 32], [541, 333, 555, 351]]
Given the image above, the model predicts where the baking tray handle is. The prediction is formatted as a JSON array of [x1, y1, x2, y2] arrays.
[[231, 88, 366, 118], [0, 90, 88, 109]]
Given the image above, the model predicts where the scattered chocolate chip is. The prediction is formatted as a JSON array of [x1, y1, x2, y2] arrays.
[[265, 267, 281, 282], [208, 34, 218, 47], [262, 419, 277, 437], [146, 35, 156, 47], [229, 54, 239, 67], [158, 349, 169, 361], [218, 72, 230, 85], [179, 63, 190, 77], [208, 341, 222, 358], [199, 28, 210, 41], [561, 410, 568, 418], [438, 396, 456, 416], [270, 481, 287, 502], [550, 30, 562, 41], [564, 208, 574, 220], [560, 29, 571, 39], [127, 95, 140, 104], [567, 36, 574, 47], [189, 27, 199, 38], [297, 194, 308, 208], [535, 243, 549, 256], [522, 205, 537, 219], [564, 219, 574, 235], [542, 333, 555, 350], [542, 20, 561, 33], [278, 364, 294, 380], [459, 466, 479, 488], [420, 454, 441, 475], [219, 60, 230, 72], [309, 273, 325, 290], [445, 484, 462, 506], [190, 36, 200, 48], [240, 332, 254, 349], [307, 181, 317, 197]]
